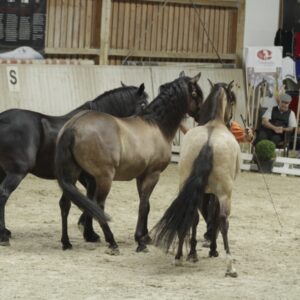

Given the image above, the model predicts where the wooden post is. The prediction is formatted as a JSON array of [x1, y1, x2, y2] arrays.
[[100, 0, 112, 65], [235, 0, 245, 67]]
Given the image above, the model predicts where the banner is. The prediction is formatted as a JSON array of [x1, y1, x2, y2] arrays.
[[245, 46, 283, 89], [0, 0, 46, 52], [245, 46, 282, 73]]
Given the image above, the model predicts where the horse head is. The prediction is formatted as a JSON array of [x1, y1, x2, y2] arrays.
[[196, 80, 236, 126], [183, 72, 204, 119], [134, 83, 149, 114]]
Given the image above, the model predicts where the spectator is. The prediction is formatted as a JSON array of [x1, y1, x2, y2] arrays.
[[255, 93, 297, 147]]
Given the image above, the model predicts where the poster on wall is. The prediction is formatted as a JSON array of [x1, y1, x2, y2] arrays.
[[244, 46, 283, 129], [0, 0, 47, 53]]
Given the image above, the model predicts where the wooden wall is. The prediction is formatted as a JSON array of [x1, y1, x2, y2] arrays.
[[45, 0, 245, 65]]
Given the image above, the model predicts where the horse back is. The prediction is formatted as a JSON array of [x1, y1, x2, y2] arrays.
[[179, 123, 240, 195], [63, 111, 171, 181]]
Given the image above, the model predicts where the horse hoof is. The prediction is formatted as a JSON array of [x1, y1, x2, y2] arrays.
[[0, 233, 10, 246], [84, 232, 100, 243], [5, 228, 12, 238], [225, 270, 238, 278], [136, 244, 149, 253], [105, 246, 120, 256], [202, 239, 211, 248], [142, 234, 152, 245], [187, 253, 199, 263], [62, 243, 73, 250], [0, 240, 10, 246], [173, 258, 183, 266], [209, 250, 219, 257]]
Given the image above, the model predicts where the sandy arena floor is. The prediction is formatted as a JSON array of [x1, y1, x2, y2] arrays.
[[0, 164, 299, 300]]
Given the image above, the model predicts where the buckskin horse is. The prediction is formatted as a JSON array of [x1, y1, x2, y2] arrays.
[[0, 84, 148, 245], [151, 81, 240, 277], [55, 73, 203, 253]]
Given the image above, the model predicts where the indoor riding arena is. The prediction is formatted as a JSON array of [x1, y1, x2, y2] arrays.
[[0, 1, 299, 299]]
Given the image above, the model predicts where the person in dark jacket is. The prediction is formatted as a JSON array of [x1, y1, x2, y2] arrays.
[[255, 93, 297, 147]]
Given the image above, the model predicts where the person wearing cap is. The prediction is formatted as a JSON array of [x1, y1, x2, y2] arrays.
[[255, 93, 297, 147]]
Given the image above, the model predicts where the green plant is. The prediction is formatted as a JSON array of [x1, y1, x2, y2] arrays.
[[255, 140, 276, 161]]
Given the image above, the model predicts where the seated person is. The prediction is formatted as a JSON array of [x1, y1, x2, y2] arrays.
[[255, 93, 297, 147]]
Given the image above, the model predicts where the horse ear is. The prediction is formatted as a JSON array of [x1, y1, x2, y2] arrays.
[[207, 79, 214, 88], [121, 81, 126, 87], [228, 80, 234, 90], [179, 71, 185, 77], [137, 83, 145, 95], [191, 72, 201, 83]]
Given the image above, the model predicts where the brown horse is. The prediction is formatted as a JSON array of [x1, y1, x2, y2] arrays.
[[55, 73, 204, 253], [151, 82, 240, 277]]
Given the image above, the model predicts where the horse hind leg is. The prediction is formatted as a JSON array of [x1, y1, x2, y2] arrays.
[[174, 233, 185, 266], [77, 172, 100, 243], [0, 171, 26, 245], [208, 195, 220, 258], [187, 211, 199, 263], [94, 176, 119, 255], [60, 193, 72, 250], [219, 197, 238, 278], [59, 162, 81, 250]]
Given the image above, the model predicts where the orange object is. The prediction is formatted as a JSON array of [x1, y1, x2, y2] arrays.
[[230, 121, 245, 143]]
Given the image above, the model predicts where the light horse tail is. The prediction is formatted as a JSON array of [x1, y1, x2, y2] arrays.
[[152, 129, 213, 251], [55, 127, 110, 224]]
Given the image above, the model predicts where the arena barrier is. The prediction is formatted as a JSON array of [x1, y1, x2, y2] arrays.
[[0, 63, 246, 162]]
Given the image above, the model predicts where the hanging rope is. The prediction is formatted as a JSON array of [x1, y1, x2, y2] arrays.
[[190, 0, 224, 66], [122, 0, 169, 65]]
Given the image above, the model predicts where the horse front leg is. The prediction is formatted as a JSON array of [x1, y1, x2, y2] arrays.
[[135, 172, 160, 252], [59, 194, 72, 250], [77, 173, 100, 243], [219, 197, 237, 278], [0, 172, 25, 245]]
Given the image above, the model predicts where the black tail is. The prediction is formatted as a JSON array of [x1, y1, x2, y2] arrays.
[[151, 141, 213, 251], [55, 128, 110, 223]]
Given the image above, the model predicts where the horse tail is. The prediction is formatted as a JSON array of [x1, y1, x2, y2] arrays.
[[152, 139, 213, 251], [55, 128, 110, 224]]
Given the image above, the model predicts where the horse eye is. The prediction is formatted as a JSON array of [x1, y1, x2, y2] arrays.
[[192, 91, 197, 97]]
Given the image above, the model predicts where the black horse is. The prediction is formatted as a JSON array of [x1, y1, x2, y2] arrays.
[[0, 84, 148, 245]]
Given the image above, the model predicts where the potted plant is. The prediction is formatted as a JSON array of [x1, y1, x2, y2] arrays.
[[255, 139, 276, 173]]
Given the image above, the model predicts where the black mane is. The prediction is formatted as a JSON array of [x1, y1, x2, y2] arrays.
[[65, 86, 148, 118], [138, 77, 202, 139]]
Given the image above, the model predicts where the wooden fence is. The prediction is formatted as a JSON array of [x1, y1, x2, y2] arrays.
[[45, 0, 245, 65]]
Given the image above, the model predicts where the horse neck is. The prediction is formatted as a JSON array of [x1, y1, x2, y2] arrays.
[[141, 92, 187, 142]]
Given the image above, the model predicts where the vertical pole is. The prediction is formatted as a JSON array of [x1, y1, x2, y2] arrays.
[[293, 91, 300, 151], [100, 0, 112, 65], [235, 0, 245, 67]]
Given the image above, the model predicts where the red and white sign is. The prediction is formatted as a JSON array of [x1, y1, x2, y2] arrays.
[[245, 46, 282, 73]]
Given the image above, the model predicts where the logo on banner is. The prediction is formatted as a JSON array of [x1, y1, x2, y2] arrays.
[[257, 49, 272, 61]]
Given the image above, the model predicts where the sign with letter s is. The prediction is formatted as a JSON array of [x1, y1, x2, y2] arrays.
[[6, 66, 20, 92]]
